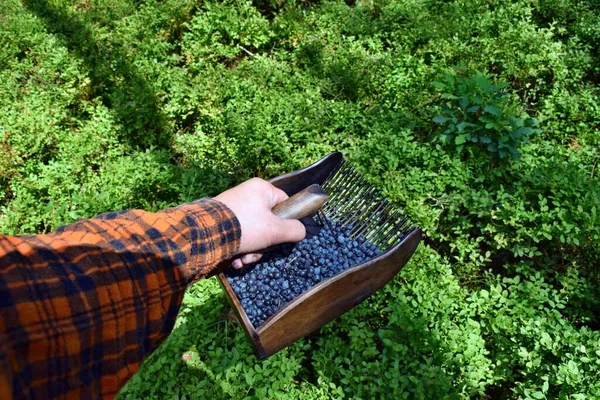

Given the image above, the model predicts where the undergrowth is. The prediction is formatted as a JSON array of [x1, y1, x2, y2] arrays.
[[1, 0, 599, 398]]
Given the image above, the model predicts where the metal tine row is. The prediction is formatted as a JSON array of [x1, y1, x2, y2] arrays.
[[324, 163, 377, 210], [363, 210, 399, 244], [320, 160, 348, 202], [323, 161, 361, 197], [320, 159, 413, 253], [366, 212, 409, 249], [333, 195, 375, 228], [325, 167, 382, 220], [322, 162, 366, 218], [341, 186, 381, 227], [330, 195, 380, 230], [377, 226, 414, 249], [388, 219, 412, 246], [350, 202, 393, 239]]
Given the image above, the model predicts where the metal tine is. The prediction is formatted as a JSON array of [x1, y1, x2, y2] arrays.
[[362, 202, 393, 232], [320, 158, 411, 253], [329, 163, 365, 197], [392, 217, 410, 236], [323, 186, 357, 220], [327, 183, 370, 223], [325, 177, 356, 210], [363, 218, 389, 245], [322, 159, 345, 186], [337, 207, 391, 247], [322, 158, 346, 183], [373, 222, 401, 249], [319, 209, 341, 246], [348, 185, 380, 216], [350, 202, 393, 239], [322, 161, 354, 198], [379, 218, 410, 248], [387, 215, 411, 242], [365, 209, 403, 249], [339, 175, 372, 199], [374, 219, 395, 240], [348, 200, 390, 238], [365, 218, 393, 244], [328, 166, 364, 208], [343, 198, 380, 230], [337, 186, 379, 227], [332, 171, 378, 211], [315, 209, 325, 227]]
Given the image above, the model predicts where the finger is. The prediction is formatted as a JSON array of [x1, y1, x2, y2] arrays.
[[271, 186, 290, 207], [274, 218, 306, 244], [232, 258, 244, 269], [241, 253, 263, 265]]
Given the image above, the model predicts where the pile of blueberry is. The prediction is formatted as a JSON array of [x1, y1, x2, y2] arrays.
[[226, 219, 382, 327]]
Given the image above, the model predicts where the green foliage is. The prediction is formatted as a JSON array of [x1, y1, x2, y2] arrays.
[[182, 0, 272, 68], [433, 71, 540, 159], [1, 0, 600, 398]]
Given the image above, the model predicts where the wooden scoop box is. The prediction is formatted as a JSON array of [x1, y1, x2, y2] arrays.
[[217, 153, 421, 358]]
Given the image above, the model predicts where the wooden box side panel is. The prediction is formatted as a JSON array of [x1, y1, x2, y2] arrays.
[[256, 229, 422, 358]]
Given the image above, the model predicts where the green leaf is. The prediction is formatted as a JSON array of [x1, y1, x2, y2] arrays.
[[484, 105, 502, 116], [456, 121, 473, 132], [473, 74, 494, 92], [455, 134, 468, 145], [542, 380, 549, 393], [509, 117, 525, 128], [513, 126, 535, 138], [432, 81, 446, 90], [433, 116, 450, 124]]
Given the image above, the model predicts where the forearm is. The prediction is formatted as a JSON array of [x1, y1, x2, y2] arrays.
[[0, 199, 240, 399]]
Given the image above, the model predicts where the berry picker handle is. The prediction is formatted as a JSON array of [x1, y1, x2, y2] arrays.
[[271, 184, 328, 220]]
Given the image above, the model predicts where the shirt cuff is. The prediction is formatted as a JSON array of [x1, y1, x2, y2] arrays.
[[168, 198, 241, 282]]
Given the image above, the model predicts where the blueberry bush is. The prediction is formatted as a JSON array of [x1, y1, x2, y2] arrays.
[[1, 0, 599, 398]]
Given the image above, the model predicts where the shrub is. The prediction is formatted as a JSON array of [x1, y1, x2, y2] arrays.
[[433, 71, 540, 160], [182, 0, 272, 69], [1, 0, 599, 398]]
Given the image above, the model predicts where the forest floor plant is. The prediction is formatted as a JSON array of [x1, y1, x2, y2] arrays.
[[1, 0, 599, 398]]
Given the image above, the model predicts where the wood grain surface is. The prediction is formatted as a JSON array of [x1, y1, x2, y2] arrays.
[[271, 184, 328, 220]]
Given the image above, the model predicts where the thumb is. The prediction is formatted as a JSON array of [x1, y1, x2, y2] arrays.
[[273, 218, 306, 245]]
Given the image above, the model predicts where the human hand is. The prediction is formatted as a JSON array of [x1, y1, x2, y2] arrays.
[[214, 178, 306, 268]]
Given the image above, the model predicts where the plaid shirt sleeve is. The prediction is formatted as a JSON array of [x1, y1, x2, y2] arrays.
[[0, 198, 241, 399]]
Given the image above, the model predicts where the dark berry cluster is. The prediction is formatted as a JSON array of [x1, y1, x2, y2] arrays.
[[226, 219, 381, 327]]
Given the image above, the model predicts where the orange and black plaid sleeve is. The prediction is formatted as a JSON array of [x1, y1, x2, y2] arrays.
[[0, 198, 241, 399]]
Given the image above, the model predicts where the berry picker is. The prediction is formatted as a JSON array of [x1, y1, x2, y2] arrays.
[[213, 152, 421, 358]]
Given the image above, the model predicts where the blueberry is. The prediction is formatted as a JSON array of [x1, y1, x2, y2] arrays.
[[225, 216, 384, 326]]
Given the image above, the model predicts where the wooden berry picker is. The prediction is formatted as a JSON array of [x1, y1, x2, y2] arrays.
[[217, 152, 421, 358]]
